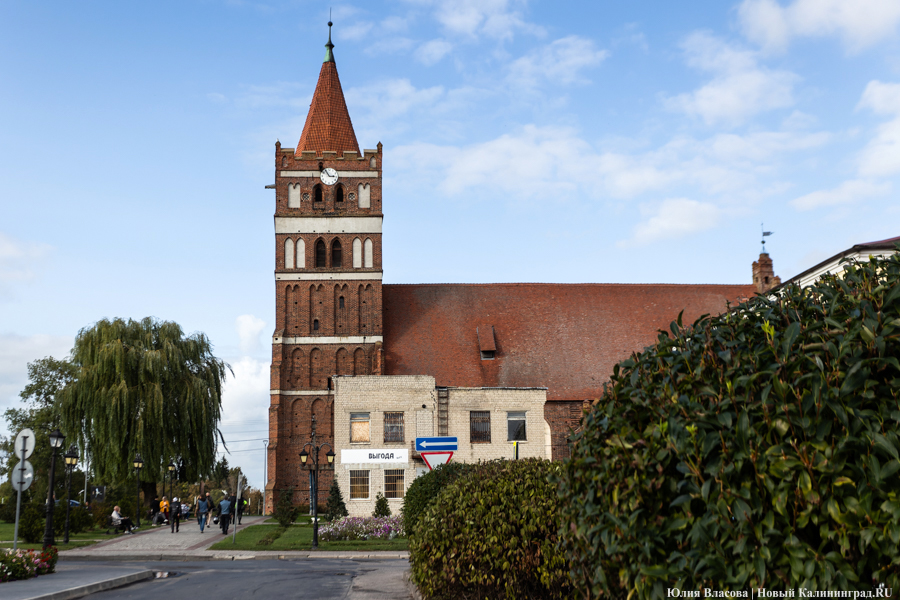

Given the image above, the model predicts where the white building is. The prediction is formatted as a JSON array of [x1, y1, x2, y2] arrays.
[[332, 375, 549, 517]]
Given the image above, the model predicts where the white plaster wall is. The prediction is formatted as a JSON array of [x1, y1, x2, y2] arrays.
[[364, 238, 373, 268], [358, 184, 370, 209], [288, 184, 301, 208], [285, 238, 294, 269], [353, 238, 362, 268]]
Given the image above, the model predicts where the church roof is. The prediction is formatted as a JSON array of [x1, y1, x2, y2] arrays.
[[382, 283, 756, 402], [296, 26, 360, 156]]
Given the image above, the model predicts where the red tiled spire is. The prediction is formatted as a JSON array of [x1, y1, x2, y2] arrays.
[[296, 23, 360, 156]]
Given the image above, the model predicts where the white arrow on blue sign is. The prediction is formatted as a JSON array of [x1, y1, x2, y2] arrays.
[[415, 436, 458, 452]]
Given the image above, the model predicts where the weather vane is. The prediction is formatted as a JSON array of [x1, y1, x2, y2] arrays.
[[761, 223, 773, 253]]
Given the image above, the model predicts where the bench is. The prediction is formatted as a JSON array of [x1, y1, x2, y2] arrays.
[[105, 516, 126, 535]]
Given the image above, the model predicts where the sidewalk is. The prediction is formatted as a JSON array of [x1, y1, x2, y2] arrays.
[[3, 515, 410, 600]]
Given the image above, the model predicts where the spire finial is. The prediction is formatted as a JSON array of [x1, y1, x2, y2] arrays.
[[324, 17, 334, 63], [761, 223, 773, 254]]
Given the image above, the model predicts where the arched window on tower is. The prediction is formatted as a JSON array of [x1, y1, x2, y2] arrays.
[[285, 238, 295, 269], [352, 238, 362, 268], [364, 238, 373, 268], [315, 239, 327, 268], [331, 239, 343, 268], [335, 185, 344, 204], [314, 184, 323, 205]]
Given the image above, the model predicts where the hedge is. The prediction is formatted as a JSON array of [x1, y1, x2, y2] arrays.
[[410, 459, 572, 600], [558, 252, 900, 598]]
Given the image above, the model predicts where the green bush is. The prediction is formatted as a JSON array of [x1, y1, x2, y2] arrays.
[[323, 477, 348, 522], [559, 252, 900, 598], [372, 492, 391, 517], [17, 503, 47, 544], [274, 487, 297, 527], [401, 461, 471, 538], [410, 459, 572, 600]]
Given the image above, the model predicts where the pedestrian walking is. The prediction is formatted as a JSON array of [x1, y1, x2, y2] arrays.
[[170, 496, 180, 533], [237, 496, 247, 525], [197, 494, 209, 533], [218, 494, 232, 535]]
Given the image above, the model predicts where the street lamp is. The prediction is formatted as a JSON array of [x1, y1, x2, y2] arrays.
[[167, 461, 176, 521], [63, 445, 78, 544], [133, 454, 144, 527], [43, 429, 65, 549], [298, 415, 335, 549]]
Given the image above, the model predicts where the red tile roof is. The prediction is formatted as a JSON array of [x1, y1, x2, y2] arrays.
[[297, 61, 360, 156], [382, 283, 756, 402]]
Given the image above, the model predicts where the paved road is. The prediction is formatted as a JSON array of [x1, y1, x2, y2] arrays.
[[78, 558, 412, 600]]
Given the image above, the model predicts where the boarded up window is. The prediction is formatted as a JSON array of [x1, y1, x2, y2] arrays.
[[384, 412, 404, 443], [358, 183, 370, 209], [384, 469, 405, 499], [288, 184, 301, 208], [350, 413, 370, 443], [350, 470, 369, 499], [470, 411, 491, 443]]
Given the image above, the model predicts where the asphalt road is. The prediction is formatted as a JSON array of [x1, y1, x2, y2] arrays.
[[84, 558, 413, 600]]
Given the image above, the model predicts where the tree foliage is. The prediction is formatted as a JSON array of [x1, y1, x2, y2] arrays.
[[559, 252, 900, 598], [59, 317, 228, 485], [373, 492, 391, 517], [401, 461, 471, 538]]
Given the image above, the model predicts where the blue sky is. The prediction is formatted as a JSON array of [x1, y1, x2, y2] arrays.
[[2, 0, 899, 490]]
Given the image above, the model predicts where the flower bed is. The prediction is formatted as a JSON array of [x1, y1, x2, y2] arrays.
[[0, 546, 58, 583], [318, 516, 404, 541]]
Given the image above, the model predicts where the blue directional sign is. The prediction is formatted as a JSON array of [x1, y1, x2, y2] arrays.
[[415, 436, 458, 452]]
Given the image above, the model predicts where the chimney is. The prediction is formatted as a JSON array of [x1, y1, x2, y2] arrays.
[[752, 252, 781, 294]]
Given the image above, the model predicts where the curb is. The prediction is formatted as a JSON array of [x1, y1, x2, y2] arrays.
[[405, 572, 423, 600], [17, 570, 154, 600]]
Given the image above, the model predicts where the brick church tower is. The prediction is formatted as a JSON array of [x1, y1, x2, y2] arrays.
[[266, 24, 384, 512]]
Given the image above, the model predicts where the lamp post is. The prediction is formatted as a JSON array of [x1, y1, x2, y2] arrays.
[[63, 445, 78, 544], [167, 461, 176, 521], [43, 429, 65, 549], [298, 415, 335, 549], [133, 454, 144, 527]]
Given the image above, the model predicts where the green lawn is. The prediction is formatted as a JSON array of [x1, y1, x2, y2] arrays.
[[208, 524, 408, 552], [263, 515, 313, 524], [0, 521, 109, 544], [0, 540, 98, 551]]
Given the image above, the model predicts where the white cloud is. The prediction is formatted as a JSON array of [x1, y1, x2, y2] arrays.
[[857, 81, 900, 177], [0, 233, 52, 299], [739, 0, 900, 53], [235, 315, 266, 354], [507, 36, 609, 89], [430, 0, 544, 41], [346, 78, 445, 133], [339, 22, 374, 41], [220, 356, 269, 426], [391, 123, 829, 204], [622, 199, 721, 247], [417, 39, 453, 65], [665, 32, 798, 126], [790, 179, 891, 210]]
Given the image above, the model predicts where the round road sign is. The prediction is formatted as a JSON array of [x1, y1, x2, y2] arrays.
[[14, 428, 35, 461], [11, 460, 34, 492]]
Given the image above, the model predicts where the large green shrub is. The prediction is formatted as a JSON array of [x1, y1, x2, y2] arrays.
[[274, 487, 297, 527], [559, 252, 900, 598], [410, 459, 572, 600], [402, 461, 471, 538]]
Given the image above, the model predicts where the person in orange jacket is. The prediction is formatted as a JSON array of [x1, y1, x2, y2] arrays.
[[160, 496, 170, 524]]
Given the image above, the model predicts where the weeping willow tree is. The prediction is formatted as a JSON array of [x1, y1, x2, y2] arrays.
[[59, 317, 228, 495]]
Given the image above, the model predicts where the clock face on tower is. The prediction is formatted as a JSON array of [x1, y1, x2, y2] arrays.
[[320, 168, 338, 186]]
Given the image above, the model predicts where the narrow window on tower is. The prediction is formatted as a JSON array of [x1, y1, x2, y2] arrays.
[[315, 239, 327, 268], [352, 238, 362, 268], [313, 319, 320, 331], [335, 185, 344, 204], [339, 296, 345, 309], [284, 238, 295, 269], [364, 238, 373, 268], [314, 184, 323, 204], [332, 239, 343, 268]]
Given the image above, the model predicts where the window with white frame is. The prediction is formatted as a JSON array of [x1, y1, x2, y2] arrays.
[[350, 470, 369, 499], [507, 411, 526, 441], [350, 413, 370, 443], [384, 469, 405, 499]]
